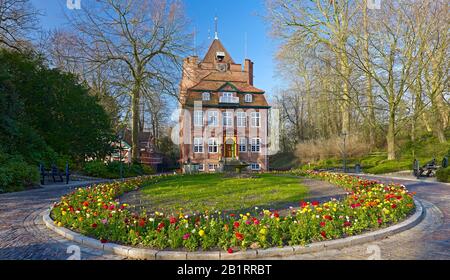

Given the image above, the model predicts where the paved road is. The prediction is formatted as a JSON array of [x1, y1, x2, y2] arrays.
[[0, 181, 124, 260], [0, 176, 448, 260], [268, 175, 450, 260]]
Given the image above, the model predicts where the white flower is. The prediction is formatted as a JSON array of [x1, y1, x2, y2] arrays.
[[191, 229, 196, 233], [149, 218, 155, 222]]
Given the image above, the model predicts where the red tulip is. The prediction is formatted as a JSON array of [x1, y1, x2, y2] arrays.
[[138, 218, 146, 227], [320, 231, 327, 238], [157, 222, 165, 232], [235, 232, 244, 240], [227, 248, 233, 254]]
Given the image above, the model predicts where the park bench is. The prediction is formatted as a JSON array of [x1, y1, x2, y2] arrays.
[[413, 158, 439, 178], [39, 163, 70, 185]]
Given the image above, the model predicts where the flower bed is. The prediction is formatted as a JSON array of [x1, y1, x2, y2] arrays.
[[50, 171, 415, 252]]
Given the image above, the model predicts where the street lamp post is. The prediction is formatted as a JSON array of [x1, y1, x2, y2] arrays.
[[342, 131, 347, 173]]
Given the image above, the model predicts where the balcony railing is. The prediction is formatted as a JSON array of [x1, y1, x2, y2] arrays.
[[219, 96, 239, 104]]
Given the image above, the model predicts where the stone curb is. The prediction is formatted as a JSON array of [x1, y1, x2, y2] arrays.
[[42, 198, 424, 260]]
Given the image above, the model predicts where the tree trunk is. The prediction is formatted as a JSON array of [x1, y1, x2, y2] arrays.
[[363, 0, 376, 147], [131, 85, 141, 162], [340, 52, 351, 134], [387, 110, 396, 160], [433, 92, 447, 143]]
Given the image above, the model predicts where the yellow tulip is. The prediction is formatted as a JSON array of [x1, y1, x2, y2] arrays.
[[199, 229, 205, 237]]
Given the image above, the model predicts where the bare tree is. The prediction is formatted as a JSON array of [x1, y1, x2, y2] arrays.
[[267, 0, 357, 134], [62, 0, 192, 161], [0, 0, 38, 51]]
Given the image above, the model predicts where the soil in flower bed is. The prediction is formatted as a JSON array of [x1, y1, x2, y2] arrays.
[[119, 174, 346, 215]]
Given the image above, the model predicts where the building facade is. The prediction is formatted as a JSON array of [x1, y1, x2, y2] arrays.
[[178, 38, 270, 172]]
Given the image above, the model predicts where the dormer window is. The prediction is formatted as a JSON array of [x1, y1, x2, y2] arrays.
[[245, 94, 252, 103], [202, 92, 210, 101], [216, 51, 225, 62]]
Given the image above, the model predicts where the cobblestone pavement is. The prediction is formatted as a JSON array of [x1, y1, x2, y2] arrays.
[[268, 176, 450, 260], [0, 181, 125, 260], [0, 176, 448, 260]]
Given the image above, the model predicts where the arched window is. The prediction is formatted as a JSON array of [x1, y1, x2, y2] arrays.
[[245, 94, 252, 102], [202, 92, 210, 101]]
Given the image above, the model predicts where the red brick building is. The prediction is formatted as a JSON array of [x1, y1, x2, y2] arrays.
[[178, 38, 270, 172]]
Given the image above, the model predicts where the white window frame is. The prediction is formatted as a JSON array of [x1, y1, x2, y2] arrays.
[[208, 138, 218, 153], [223, 111, 233, 127], [207, 111, 218, 127], [194, 110, 203, 127], [251, 112, 260, 127], [198, 164, 204, 171], [194, 137, 204, 153], [238, 137, 247, 152], [221, 92, 234, 103], [251, 163, 260, 170], [251, 138, 261, 153], [236, 112, 246, 127], [245, 94, 252, 103], [208, 163, 218, 171], [202, 92, 210, 101]]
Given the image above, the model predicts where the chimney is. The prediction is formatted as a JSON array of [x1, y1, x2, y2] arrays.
[[179, 56, 199, 105], [244, 59, 253, 85]]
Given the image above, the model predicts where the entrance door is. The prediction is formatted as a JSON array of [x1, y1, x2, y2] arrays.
[[224, 138, 234, 158]]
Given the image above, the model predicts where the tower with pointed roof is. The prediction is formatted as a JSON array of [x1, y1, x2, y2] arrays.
[[178, 37, 270, 172]]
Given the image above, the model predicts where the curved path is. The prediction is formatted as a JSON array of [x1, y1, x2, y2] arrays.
[[269, 175, 450, 260], [0, 181, 124, 260], [0, 176, 448, 260]]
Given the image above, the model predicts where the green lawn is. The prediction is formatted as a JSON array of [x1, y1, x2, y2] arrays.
[[138, 173, 308, 213]]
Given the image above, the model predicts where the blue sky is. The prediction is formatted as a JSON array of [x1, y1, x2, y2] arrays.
[[30, 0, 279, 99]]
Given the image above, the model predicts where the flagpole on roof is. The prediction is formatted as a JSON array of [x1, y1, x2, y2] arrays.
[[214, 15, 218, 40]]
